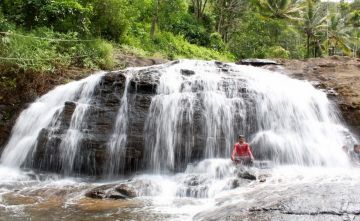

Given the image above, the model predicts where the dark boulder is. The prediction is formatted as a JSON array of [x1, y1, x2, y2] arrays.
[[181, 69, 195, 76], [85, 184, 115, 199], [115, 184, 137, 198], [236, 167, 257, 180]]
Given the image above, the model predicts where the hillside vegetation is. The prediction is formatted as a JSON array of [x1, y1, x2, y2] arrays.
[[0, 0, 359, 79]]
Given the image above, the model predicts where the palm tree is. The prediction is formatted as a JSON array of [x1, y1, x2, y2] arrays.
[[324, 13, 352, 56], [255, 0, 303, 20], [302, 0, 327, 57]]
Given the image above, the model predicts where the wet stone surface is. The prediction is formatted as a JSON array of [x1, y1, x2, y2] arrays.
[[193, 181, 360, 221]]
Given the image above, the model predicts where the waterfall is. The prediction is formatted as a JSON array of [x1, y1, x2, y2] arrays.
[[0, 60, 355, 177], [58, 74, 104, 175], [143, 60, 353, 172], [0, 72, 105, 171], [105, 72, 132, 176]]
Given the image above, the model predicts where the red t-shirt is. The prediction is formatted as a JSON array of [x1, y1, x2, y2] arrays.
[[231, 142, 253, 160]]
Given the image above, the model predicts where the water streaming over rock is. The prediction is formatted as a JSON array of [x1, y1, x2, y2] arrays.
[[0, 72, 105, 170], [105, 72, 132, 177], [0, 60, 355, 176], [0, 60, 358, 220], [143, 60, 353, 173]]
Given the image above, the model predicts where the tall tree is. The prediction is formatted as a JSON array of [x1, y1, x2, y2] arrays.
[[302, 0, 327, 57], [255, 0, 303, 20], [213, 0, 247, 42], [150, 0, 160, 38], [325, 13, 351, 56], [191, 0, 208, 20]]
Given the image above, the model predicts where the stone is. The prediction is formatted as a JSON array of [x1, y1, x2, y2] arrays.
[[236, 167, 257, 180], [237, 59, 280, 67], [230, 179, 240, 189], [181, 69, 195, 76], [115, 184, 137, 198], [258, 175, 267, 182]]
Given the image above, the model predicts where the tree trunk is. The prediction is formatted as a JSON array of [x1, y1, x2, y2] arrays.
[[150, 0, 159, 39], [307, 34, 310, 58]]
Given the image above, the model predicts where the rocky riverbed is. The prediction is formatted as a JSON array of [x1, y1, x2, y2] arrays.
[[1, 163, 360, 221]]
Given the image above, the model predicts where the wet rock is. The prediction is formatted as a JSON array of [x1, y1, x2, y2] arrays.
[[106, 190, 129, 200], [237, 59, 280, 67], [181, 69, 195, 76], [115, 184, 137, 198], [279, 57, 360, 136], [238, 171, 256, 180], [85, 189, 105, 199], [230, 179, 240, 189], [85, 184, 136, 200], [85, 184, 115, 199], [194, 181, 360, 221], [236, 167, 257, 180], [177, 175, 209, 198], [258, 175, 267, 182]]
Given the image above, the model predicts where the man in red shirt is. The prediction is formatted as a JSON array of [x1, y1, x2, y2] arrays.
[[231, 135, 255, 165]]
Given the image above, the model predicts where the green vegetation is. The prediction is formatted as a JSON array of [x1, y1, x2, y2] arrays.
[[0, 0, 359, 75]]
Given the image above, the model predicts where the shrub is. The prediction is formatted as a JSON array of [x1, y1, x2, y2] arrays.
[[209, 32, 226, 52], [0, 28, 115, 72], [1, 0, 92, 34], [265, 46, 290, 59], [89, 0, 133, 41]]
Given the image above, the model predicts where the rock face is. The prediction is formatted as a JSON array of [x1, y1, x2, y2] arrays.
[[0, 56, 168, 156], [236, 57, 360, 137], [274, 57, 360, 136], [2, 57, 360, 177], [26, 71, 157, 176]]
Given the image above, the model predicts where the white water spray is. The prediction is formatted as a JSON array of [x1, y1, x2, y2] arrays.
[[143, 60, 352, 172]]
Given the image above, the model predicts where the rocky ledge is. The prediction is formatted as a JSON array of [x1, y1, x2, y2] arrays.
[[263, 57, 360, 136]]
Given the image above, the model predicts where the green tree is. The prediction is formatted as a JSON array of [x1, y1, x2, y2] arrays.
[[212, 0, 248, 42], [1, 0, 92, 34], [254, 0, 302, 20], [302, 0, 327, 57], [88, 0, 134, 41], [191, 0, 209, 20], [325, 14, 352, 56]]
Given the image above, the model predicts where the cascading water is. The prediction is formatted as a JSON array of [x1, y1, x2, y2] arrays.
[[105, 72, 132, 177], [59, 74, 104, 175], [0, 60, 358, 221], [143, 60, 352, 173], [0, 72, 105, 172]]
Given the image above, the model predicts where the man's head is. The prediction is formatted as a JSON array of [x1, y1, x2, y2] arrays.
[[238, 135, 245, 144]]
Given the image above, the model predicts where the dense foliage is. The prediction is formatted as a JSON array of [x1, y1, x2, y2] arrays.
[[0, 0, 359, 74]]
